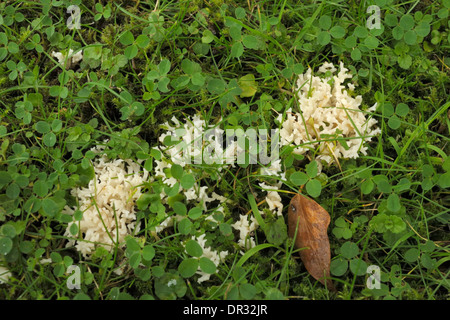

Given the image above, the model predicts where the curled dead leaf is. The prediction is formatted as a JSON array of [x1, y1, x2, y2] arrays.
[[288, 193, 335, 291]]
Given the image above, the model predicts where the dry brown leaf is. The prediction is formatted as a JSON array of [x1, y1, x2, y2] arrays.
[[288, 193, 335, 291]]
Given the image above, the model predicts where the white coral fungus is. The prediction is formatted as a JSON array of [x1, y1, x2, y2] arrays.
[[231, 214, 259, 250], [152, 115, 231, 234], [63, 147, 148, 258], [279, 61, 380, 167], [156, 115, 286, 252]]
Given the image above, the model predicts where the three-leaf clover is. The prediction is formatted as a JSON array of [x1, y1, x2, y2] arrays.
[[6, 60, 27, 81], [289, 160, 322, 197], [332, 217, 353, 240], [14, 99, 33, 124], [331, 241, 367, 277], [118, 90, 145, 120], [125, 236, 155, 281], [347, 25, 380, 60], [175, 59, 206, 89], [34, 119, 62, 147], [393, 41, 412, 69], [119, 30, 149, 60], [145, 59, 171, 93], [382, 102, 409, 129], [317, 14, 346, 46], [24, 33, 44, 53], [178, 239, 216, 278], [94, 3, 112, 21]]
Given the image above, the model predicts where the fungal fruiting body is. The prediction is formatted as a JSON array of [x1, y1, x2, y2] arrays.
[[279, 61, 380, 171]]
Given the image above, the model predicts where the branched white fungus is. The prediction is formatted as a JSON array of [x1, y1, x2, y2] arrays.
[[231, 214, 259, 250], [156, 115, 287, 252], [279, 61, 380, 168], [153, 115, 233, 236], [63, 146, 148, 258]]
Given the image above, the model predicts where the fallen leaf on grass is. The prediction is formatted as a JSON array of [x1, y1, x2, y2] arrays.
[[288, 193, 335, 291]]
